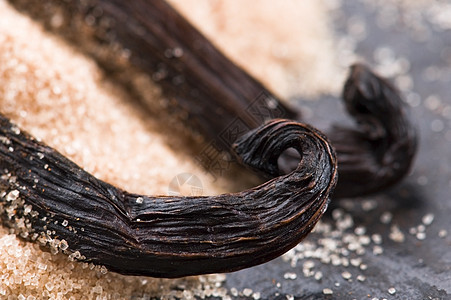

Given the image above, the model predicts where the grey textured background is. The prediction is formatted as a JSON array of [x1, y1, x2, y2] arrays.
[[220, 2, 451, 299]]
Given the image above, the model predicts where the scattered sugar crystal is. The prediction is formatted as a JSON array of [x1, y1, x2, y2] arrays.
[[337, 214, 354, 230], [417, 224, 426, 232], [6, 190, 19, 201], [284, 272, 297, 280], [0, 136, 11, 144], [341, 271, 352, 280], [68, 250, 82, 261], [359, 235, 371, 245], [354, 226, 366, 235], [314, 271, 323, 281], [242, 288, 253, 297], [303, 268, 315, 277], [371, 234, 382, 244], [416, 232, 426, 240], [389, 225, 405, 243], [373, 245, 384, 255], [136, 197, 144, 204], [361, 199, 377, 211], [380, 212, 393, 224], [62, 219, 69, 227], [347, 242, 360, 251], [350, 258, 362, 267], [23, 204, 32, 215], [422, 213, 434, 225], [252, 292, 261, 300], [303, 260, 315, 269], [323, 288, 333, 295], [11, 126, 20, 135], [59, 239, 69, 251], [331, 255, 342, 266], [357, 275, 366, 282], [388, 287, 396, 295], [438, 229, 448, 238]]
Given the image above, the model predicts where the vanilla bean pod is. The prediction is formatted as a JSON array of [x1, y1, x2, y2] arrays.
[[0, 116, 337, 277], [329, 64, 417, 197], [7, 0, 416, 197]]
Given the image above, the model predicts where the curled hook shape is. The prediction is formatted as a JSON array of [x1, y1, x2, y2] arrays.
[[330, 64, 417, 197]]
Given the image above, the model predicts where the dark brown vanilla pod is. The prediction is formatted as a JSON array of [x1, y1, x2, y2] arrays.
[[0, 116, 337, 278], [329, 64, 417, 198]]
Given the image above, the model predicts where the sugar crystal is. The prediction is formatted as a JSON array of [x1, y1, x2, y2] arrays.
[[242, 288, 253, 297], [323, 288, 333, 295], [6, 190, 19, 201], [422, 213, 434, 226]]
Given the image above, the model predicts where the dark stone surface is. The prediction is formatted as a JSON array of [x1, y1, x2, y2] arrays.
[[221, 1, 451, 299]]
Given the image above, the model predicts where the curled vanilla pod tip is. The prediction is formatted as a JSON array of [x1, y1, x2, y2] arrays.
[[0, 116, 337, 277], [330, 63, 418, 198]]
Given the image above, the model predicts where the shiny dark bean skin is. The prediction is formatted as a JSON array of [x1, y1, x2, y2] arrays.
[[0, 117, 337, 277], [330, 64, 417, 197]]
